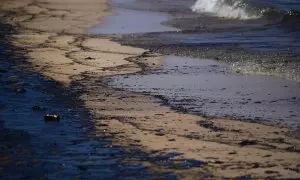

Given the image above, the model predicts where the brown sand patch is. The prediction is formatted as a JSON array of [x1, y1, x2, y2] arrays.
[[86, 81, 300, 178], [82, 38, 145, 54], [12, 33, 55, 47]]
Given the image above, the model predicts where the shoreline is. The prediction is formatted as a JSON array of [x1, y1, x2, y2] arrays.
[[0, 29, 174, 178], [115, 33, 300, 83], [1, 0, 299, 178], [105, 55, 300, 132]]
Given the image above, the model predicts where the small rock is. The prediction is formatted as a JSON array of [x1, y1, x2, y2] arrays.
[[155, 132, 165, 136], [77, 165, 88, 171], [98, 123, 108, 127], [175, 159, 205, 169], [44, 114, 60, 121], [263, 154, 272, 158], [197, 121, 225, 132], [265, 170, 278, 174], [32, 105, 46, 111], [235, 175, 252, 180], [213, 160, 224, 164], [85, 56, 95, 60], [140, 51, 152, 58], [7, 82, 26, 93], [228, 151, 237, 155], [285, 146, 300, 152], [239, 140, 258, 146], [272, 137, 285, 143], [252, 163, 260, 168]]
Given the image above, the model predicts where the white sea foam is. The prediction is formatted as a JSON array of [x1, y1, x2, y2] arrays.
[[191, 0, 260, 19]]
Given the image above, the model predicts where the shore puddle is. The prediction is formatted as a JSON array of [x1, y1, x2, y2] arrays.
[[105, 56, 300, 129], [89, 7, 177, 34]]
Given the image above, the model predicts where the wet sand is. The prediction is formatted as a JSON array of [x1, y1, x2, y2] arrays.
[[0, 23, 173, 179], [0, 0, 300, 179], [107, 56, 300, 128]]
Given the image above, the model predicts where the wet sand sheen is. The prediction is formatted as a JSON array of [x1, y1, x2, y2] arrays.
[[106, 56, 300, 129], [89, 8, 178, 34]]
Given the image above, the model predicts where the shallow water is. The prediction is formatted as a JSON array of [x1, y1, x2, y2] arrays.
[[106, 0, 300, 82], [91, 0, 300, 129], [89, 7, 177, 35], [106, 56, 300, 129], [156, 25, 300, 54]]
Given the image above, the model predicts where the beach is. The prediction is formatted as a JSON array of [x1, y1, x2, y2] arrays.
[[0, 0, 299, 179]]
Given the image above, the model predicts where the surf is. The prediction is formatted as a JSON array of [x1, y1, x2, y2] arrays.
[[191, 0, 262, 19], [191, 0, 300, 22]]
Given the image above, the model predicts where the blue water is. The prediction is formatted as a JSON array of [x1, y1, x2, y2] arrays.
[[156, 24, 300, 54], [248, 0, 300, 12], [105, 0, 300, 81], [167, 0, 300, 54]]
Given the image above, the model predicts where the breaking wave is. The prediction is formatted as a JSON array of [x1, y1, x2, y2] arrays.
[[191, 0, 270, 19], [191, 0, 300, 22]]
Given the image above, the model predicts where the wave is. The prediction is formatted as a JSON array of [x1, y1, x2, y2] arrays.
[[191, 0, 300, 22], [191, 0, 280, 19], [281, 10, 300, 23]]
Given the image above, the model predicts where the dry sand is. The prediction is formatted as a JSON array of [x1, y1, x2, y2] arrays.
[[1, 0, 299, 178]]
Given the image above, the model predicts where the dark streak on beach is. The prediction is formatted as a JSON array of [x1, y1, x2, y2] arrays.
[[0, 22, 180, 179]]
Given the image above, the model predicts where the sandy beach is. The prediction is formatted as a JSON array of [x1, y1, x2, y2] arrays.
[[0, 0, 299, 178]]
